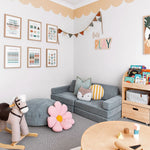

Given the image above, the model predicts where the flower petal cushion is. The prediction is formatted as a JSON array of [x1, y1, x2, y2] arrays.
[[74, 76, 91, 95], [47, 101, 75, 132], [77, 87, 92, 101]]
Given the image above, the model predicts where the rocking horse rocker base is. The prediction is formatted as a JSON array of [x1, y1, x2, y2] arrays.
[[0, 127, 38, 150]]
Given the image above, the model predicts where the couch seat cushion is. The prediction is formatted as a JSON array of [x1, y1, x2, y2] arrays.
[[25, 98, 55, 126], [51, 92, 77, 106], [74, 100, 121, 118]]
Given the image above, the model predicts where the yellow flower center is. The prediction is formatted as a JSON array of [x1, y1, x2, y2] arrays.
[[56, 115, 63, 122]]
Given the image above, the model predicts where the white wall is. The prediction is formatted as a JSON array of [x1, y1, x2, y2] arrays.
[[0, 0, 74, 103], [74, 0, 150, 88]]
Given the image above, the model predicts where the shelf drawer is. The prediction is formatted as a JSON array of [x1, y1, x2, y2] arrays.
[[122, 103, 150, 124]]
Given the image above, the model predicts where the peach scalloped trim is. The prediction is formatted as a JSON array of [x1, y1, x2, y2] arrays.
[[19, 0, 135, 19]]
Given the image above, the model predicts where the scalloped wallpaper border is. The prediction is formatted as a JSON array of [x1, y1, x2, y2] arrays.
[[19, 0, 135, 19]]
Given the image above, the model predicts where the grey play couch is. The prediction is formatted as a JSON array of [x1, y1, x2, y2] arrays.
[[51, 80, 122, 122]]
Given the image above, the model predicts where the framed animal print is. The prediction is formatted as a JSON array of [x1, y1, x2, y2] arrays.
[[46, 24, 58, 43], [28, 20, 42, 41], [4, 14, 22, 39], [27, 47, 41, 68], [46, 49, 58, 67], [4, 45, 21, 68]]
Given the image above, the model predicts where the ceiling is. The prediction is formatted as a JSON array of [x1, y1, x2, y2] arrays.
[[50, 0, 98, 9]]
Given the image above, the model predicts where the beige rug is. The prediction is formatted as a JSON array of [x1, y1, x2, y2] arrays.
[[70, 146, 81, 150]]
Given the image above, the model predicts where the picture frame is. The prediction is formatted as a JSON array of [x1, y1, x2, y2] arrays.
[[28, 19, 42, 41], [4, 14, 22, 39], [4, 45, 21, 69], [27, 47, 41, 68], [46, 49, 58, 67], [46, 24, 58, 43]]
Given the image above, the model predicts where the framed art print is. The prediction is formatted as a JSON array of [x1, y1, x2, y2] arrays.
[[46, 49, 58, 67], [46, 24, 58, 43], [27, 47, 41, 68], [4, 14, 22, 39], [144, 16, 150, 54], [28, 20, 42, 41], [4, 45, 21, 68]]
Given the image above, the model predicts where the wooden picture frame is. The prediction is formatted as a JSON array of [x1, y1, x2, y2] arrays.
[[46, 49, 58, 67], [28, 19, 42, 41], [4, 14, 22, 39], [46, 24, 58, 43], [4, 45, 21, 69], [27, 47, 41, 68], [144, 15, 150, 54]]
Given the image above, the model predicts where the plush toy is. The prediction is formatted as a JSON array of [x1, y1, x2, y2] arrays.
[[47, 101, 75, 132], [0, 95, 38, 150]]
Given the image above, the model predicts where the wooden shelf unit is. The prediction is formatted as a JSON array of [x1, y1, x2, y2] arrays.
[[122, 72, 150, 124]]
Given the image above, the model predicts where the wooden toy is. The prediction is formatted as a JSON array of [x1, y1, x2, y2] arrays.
[[114, 141, 143, 150], [124, 128, 129, 134], [133, 124, 140, 139], [0, 95, 38, 150], [117, 132, 124, 139]]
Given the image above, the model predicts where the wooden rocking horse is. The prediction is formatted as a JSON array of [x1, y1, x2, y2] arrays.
[[0, 95, 38, 150]]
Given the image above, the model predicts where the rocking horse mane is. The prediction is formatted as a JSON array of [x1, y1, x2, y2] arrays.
[[0, 103, 12, 121]]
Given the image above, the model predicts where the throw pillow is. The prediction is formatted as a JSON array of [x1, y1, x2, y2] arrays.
[[90, 84, 104, 100], [77, 87, 92, 101], [74, 76, 91, 95], [69, 80, 76, 92]]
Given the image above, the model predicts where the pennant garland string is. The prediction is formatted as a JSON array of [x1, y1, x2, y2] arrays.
[[57, 10, 103, 39]]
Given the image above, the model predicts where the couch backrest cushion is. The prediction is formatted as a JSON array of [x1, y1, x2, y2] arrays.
[[69, 80, 76, 92], [92, 83, 119, 100]]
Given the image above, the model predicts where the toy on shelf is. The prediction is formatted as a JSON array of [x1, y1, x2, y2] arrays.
[[124, 128, 129, 134], [0, 95, 38, 150], [133, 124, 140, 140]]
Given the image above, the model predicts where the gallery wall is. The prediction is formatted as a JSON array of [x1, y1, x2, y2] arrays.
[[0, 0, 74, 103], [74, 0, 150, 88]]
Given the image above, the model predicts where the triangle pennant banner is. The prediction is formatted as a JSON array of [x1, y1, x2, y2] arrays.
[[58, 29, 62, 33], [68, 34, 73, 38], [93, 17, 97, 21], [97, 17, 102, 22], [96, 11, 101, 17], [75, 34, 78, 37], [89, 22, 93, 27], [80, 31, 84, 35]]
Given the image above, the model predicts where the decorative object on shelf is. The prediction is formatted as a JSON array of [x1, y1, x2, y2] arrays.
[[124, 128, 129, 134], [47, 101, 75, 132], [95, 38, 112, 50], [46, 24, 58, 43], [46, 49, 58, 67], [4, 45, 21, 69], [27, 47, 41, 68], [144, 16, 150, 54], [124, 77, 134, 83], [28, 19, 42, 41], [4, 14, 22, 39], [133, 124, 140, 140], [57, 11, 103, 38], [117, 132, 124, 140]]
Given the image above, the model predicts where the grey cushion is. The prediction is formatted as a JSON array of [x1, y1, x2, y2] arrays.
[[74, 107, 121, 122], [51, 92, 77, 106], [25, 98, 55, 126], [93, 83, 119, 100], [51, 85, 69, 94], [69, 80, 76, 92], [74, 100, 121, 118], [102, 96, 122, 110]]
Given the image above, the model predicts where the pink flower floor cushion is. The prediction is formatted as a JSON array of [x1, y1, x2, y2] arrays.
[[47, 101, 75, 132]]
